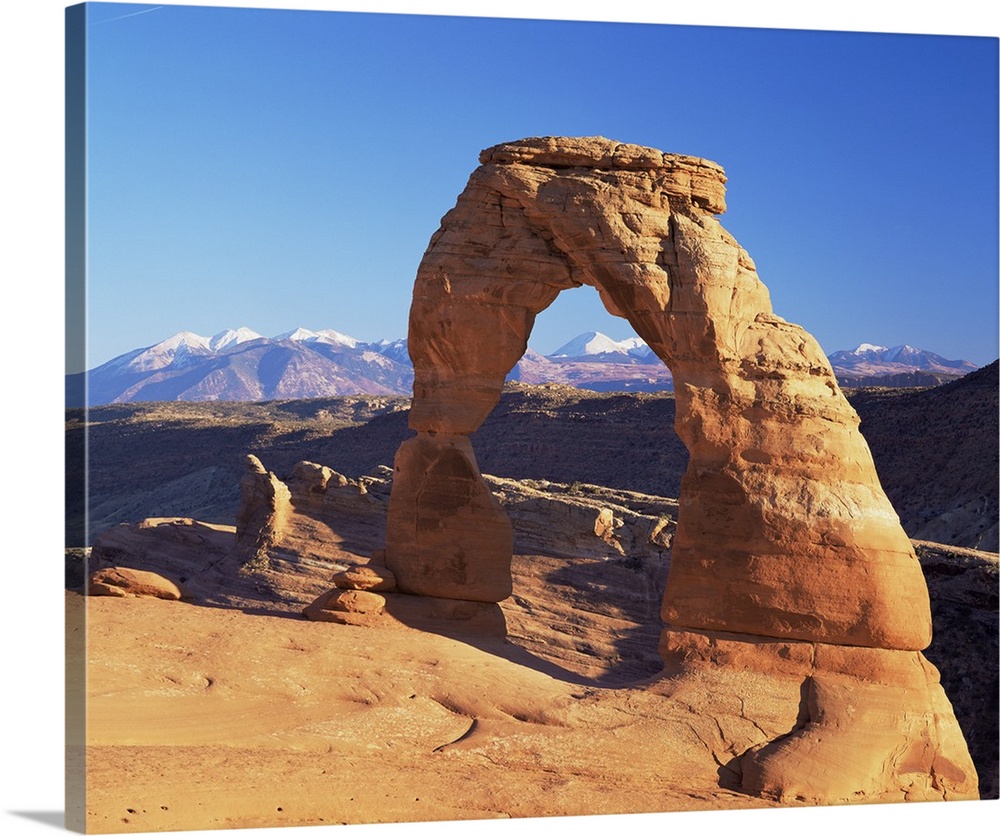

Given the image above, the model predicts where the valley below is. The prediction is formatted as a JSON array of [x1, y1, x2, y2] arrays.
[[68, 362, 999, 552]]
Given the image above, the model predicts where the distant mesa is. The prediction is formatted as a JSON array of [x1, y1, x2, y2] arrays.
[[66, 324, 982, 407]]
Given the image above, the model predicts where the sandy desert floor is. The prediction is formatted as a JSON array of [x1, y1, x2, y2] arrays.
[[72, 570, 782, 834]]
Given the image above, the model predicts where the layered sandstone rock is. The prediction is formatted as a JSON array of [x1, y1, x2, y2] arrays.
[[483, 474, 676, 561], [302, 584, 507, 637], [656, 629, 976, 804], [382, 136, 977, 802], [304, 588, 388, 622], [89, 567, 182, 600], [234, 455, 291, 570], [331, 564, 397, 592], [385, 434, 513, 601], [90, 518, 238, 604]]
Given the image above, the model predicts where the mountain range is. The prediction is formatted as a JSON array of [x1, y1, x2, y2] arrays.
[[66, 327, 413, 407], [66, 328, 983, 406], [826, 343, 978, 385]]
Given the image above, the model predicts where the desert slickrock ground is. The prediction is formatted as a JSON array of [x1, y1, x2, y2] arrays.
[[78, 470, 766, 831], [75, 590, 781, 833], [77, 463, 996, 831]]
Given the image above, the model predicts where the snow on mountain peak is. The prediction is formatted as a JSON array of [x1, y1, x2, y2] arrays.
[[122, 331, 212, 373], [617, 337, 647, 351], [274, 327, 319, 342], [274, 327, 359, 348], [828, 342, 978, 376], [210, 327, 264, 351], [551, 331, 630, 357], [884, 345, 918, 362], [548, 331, 653, 359], [842, 343, 928, 362], [314, 329, 359, 349], [156, 331, 212, 351], [127, 328, 271, 371]]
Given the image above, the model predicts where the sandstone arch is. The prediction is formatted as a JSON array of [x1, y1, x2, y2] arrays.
[[383, 136, 977, 803]]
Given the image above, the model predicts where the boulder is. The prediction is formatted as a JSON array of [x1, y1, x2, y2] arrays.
[[89, 567, 181, 600], [332, 565, 397, 592]]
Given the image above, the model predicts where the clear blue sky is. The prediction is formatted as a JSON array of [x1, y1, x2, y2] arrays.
[[80, 2, 998, 368]]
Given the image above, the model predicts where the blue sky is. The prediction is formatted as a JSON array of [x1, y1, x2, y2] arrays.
[[79, 2, 999, 369]]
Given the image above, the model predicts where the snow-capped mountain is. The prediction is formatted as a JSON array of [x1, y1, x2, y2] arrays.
[[102, 328, 266, 375], [210, 327, 265, 351], [828, 343, 977, 371], [67, 328, 984, 406], [273, 327, 359, 349], [550, 331, 654, 360], [114, 331, 211, 374], [68, 327, 413, 406], [828, 343, 978, 384], [538, 334, 980, 389], [370, 338, 410, 365], [504, 331, 670, 392]]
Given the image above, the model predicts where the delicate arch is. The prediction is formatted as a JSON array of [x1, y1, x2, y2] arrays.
[[387, 136, 929, 651], [378, 138, 977, 805]]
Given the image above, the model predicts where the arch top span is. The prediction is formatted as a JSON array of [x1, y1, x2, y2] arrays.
[[478, 135, 728, 214]]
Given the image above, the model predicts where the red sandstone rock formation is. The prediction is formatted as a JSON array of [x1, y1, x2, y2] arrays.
[[382, 136, 978, 803], [234, 454, 291, 569], [89, 567, 182, 600]]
